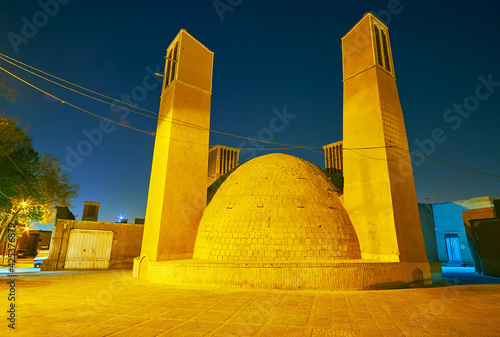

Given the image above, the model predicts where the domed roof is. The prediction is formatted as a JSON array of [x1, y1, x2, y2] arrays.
[[193, 153, 361, 261]]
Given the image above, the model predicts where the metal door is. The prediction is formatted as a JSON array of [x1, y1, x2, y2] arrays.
[[445, 234, 462, 262], [65, 229, 113, 269]]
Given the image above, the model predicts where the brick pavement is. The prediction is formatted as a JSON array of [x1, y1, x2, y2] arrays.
[[1, 269, 500, 336]]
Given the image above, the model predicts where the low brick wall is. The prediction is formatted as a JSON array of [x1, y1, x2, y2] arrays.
[[43, 220, 143, 270], [134, 258, 442, 290]]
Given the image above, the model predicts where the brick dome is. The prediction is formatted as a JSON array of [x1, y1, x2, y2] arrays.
[[193, 153, 361, 261]]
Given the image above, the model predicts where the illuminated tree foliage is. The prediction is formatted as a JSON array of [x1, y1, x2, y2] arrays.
[[0, 116, 79, 245], [0, 82, 16, 101]]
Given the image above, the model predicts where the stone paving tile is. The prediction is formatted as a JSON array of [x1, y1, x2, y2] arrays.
[[102, 314, 149, 326], [134, 318, 185, 330], [261, 326, 307, 337], [170, 320, 222, 334], [125, 306, 175, 318], [194, 310, 235, 322], [75, 324, 127, 336], [211, 323, 263, 337], [289, 314, 310, 326], [359, 330, 384, 337], [209, 303, 245, 312], [311, 329, 355, 336], [110, 326, 167, 337], [2, 269, 500, 336], [161, 332, 207, 337], [331, 323, 353, 331], [159, 309, 201, 320]]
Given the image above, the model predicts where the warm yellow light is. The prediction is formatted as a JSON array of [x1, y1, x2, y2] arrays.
[[24, 226, 30, 232], [21, 202, 27, 207]]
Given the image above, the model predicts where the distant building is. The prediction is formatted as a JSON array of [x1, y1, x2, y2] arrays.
[[207, 144, 240, 187], [55, 206, 76, 222], [322, 140, 343, 174], [44, 219, 144, 270], [43, 202, 144, 270], [82, 201, 100, 221], [5, 228, 52, 257], [425, 196, 499, 268], [464, 199, 500, 277], [432, 196, 499, 266]]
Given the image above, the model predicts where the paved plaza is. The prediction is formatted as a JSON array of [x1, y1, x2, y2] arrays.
[[1, 267, 500, 336]]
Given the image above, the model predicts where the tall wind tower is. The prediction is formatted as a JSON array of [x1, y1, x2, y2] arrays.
[[135, 30, 214, 279], [342, 13, 428, 263]]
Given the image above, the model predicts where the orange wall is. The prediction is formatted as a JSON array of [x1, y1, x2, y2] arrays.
[[462, 207, 496, 236]]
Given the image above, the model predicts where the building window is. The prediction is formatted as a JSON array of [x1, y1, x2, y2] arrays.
[[381, 31, 391, 72], [164, 41, 179, 89], [373, 23, 392, 73], [171, 42, 178, 83], [164, 49, 172, 90], [373, 24, 383, 67]]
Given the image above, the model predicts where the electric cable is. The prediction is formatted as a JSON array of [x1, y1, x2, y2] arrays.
[[0, 62, 322, 151], [0, 52, 158, 116], [0, 55, 160, 120], [0, 144, 33, 184], [0, 54, 209, 132], [0, 54, 322, 149], [0, 65, 155, 136], [0, 189, 12, 200], [2, 57, 499, 178], [411, 151, 500, 178]]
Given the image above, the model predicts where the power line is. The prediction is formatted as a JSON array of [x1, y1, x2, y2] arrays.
[[0, 65, 155, 136], [0, 144, 33, 184], [0, 52, 158, 116], [0, 55, 161, 120], [0, 53, 208, 132], [411, 152, 500, 178], [208, 129, 321, 151], [0, 64, 322, 152], [0, 189, 12, 200], [0, 58, 320, 150], [0, 53, 270, 139], [346, 148, 392, 161], [343, 145, 393, 150], [1, 56, 499, 179], [235, 146, 308, 151], [329, 144, 500, 178], [342, 145, 411, 164]]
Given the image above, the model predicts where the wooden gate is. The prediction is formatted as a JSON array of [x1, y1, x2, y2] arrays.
[[65, 229, 113, 269]]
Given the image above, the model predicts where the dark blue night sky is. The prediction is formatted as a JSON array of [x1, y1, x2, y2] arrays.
[[1, 0, 499, 223]]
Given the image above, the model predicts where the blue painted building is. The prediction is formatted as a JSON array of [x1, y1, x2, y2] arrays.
[[427, 196, 499, 267]]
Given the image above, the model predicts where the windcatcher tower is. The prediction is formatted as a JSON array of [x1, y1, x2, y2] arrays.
[[135, 30, 214, 278], [207, 145, 240, 186], [342, 13, 427, 262]]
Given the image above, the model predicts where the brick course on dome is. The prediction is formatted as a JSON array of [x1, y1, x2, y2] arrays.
[[193, 153, 362, 261]]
